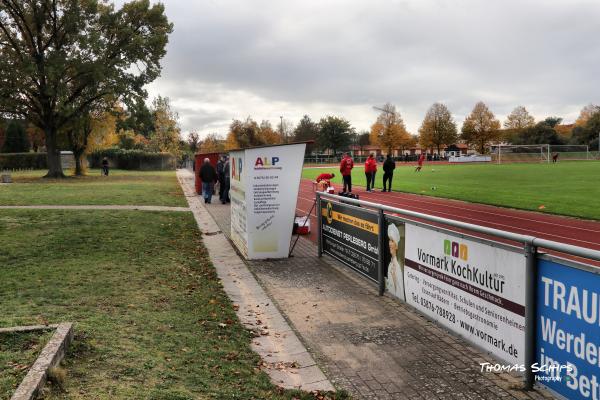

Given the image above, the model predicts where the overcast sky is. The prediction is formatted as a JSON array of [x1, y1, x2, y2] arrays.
[[136, 0, 600, 138]]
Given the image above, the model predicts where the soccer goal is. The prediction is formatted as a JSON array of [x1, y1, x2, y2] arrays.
[[493, 144, 550, 164], [548, 145, 591, 161]]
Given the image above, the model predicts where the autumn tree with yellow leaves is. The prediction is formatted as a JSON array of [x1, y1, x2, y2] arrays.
[[200, 133, 226, 153], [370, 103, 411, 154], [418, 103, 458, 154], [504, 106, 535, 131], [224, 117, 284, 150], [64, 109, 118, 175], [575, 104, 600, 127], [461, 102, 501, 154]]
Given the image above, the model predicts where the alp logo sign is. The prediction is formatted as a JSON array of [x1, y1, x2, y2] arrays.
[[444, 239, 468, 261], [254, 156, 281, 169]]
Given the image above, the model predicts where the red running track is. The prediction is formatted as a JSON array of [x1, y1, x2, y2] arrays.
[[294, 179, 600, 266]]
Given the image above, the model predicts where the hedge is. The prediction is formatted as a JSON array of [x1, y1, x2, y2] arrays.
[[0, 152, 47, 170], [88, 149, 176, 170]]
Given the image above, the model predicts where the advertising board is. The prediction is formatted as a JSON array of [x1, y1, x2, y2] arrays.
[[384, 217, 406, 301], [320, 201, 379, 281], [536, 258, 600, 400], [404, 224, 526, 364], [230, 143, 306, 259]]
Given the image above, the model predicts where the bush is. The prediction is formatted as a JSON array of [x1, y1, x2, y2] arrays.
[[0, 152, 47, 170], [2, 120, 30, 153], [88, 148, 176, 170]]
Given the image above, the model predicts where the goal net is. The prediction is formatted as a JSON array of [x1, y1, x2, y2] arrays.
[[548, 145, 590, 161], [493, 144, 550, 163]]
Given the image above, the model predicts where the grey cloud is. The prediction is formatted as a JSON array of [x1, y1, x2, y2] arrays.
[[140, 0, 600, 135]]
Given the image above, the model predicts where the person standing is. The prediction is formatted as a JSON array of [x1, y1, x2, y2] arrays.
[[382, 154, 395, 192], [415, 153, 425, 172], [364, 153, 377, 192], [339, 152, 354, 193], [222, 156, 231, 204], [101, 157, 109, 176], [199, 158, 217, 204], [216, 156, 225, 201]]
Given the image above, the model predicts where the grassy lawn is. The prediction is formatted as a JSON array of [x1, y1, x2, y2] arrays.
[[303, 161, 600, 220], [0, 170, 186, 207], [0, 329, 54, 398], [0, 210, 337, 399]]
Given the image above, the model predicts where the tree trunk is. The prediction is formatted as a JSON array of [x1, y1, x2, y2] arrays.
[[73, 149, 85, 176], [44, 127, 65, 178]]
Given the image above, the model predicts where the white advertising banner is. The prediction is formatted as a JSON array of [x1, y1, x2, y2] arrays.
[[230, 143, 306, 260], [404, 224, 526, 364]]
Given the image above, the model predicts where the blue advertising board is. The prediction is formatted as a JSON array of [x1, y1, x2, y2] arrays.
[[536, 258, 600, 399]]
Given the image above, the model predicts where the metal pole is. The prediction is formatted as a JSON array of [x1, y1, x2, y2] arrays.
[[524, 242, 538, 390], [377, 208, 385, 296], [317, 193, 323, 257], [498, 144, 501, 165]]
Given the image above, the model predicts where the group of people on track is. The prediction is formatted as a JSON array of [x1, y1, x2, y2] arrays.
[[315, 152, 427, 194]]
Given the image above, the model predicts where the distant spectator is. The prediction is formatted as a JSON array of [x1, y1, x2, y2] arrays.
[[216, 156, 226, 201], [199, 158, 217, 204], [364, 154, 377, 192], [382, 154, 396, 192], [101, 157, 109, 176], [339, 152, 354, 193], [222, 157, 231, 204]]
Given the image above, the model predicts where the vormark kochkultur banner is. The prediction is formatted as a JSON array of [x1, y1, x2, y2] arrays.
[[230, 143, 306, 260], [404, 224, 526, 364]]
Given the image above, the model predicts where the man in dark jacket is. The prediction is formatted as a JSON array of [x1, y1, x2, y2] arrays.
[[216, 156, 225, 200], [199, 158, 217, 204], [382, 154, 396, 192], [222, 157, 231, 204]]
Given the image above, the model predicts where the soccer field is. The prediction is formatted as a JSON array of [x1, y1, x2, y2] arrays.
[[302, 161, 600, 220]]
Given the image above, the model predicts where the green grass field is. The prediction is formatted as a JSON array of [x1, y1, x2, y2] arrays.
[[302, 161, 600, 220], [0, 210, 339, 399], [0, 170, 343, 399], [1, 330, 53, 398], [0, 169, 186, 207]]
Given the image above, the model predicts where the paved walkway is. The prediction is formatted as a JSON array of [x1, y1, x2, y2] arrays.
[[177, 170, 334, 392], [0, 205, 190, 211], [195, 182, 555, 399]]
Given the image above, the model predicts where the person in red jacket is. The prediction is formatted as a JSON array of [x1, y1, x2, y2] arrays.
[[315, 172, 335, 191], [339, 152, 354, 193], [415, 153, 425, 172], [364, 153, 378, 192]]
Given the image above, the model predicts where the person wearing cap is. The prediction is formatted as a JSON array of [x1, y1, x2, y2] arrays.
[[387, 223, 405, 300], [199, 158, 217, 204]]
